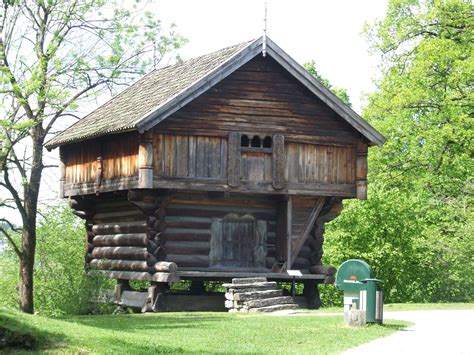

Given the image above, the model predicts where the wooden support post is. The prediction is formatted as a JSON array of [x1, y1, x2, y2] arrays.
[[303, 280, 321, 309], [138, 131, 154, 189], [95, 155, 103, 193], [190, 280, 206, 295], [59, 147, 66, 198], [356, 142, 368, 199], [151, 282, 168, 311], [286, 197, 292, 268], [114, 279, 130, 303], [276, 200, 287, 264]]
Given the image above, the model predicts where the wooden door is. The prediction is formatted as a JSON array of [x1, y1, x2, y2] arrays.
[[210, 214, 267, 268]]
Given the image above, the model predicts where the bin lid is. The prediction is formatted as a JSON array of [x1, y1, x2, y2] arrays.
[[335, 259, 374, 292]]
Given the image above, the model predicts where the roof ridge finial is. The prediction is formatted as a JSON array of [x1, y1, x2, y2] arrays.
[[262, 1, 267, 57]]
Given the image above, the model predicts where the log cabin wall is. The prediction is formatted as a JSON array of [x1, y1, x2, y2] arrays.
[[78, 191, 318, 277], [161, 191, 314, 271], [162, 192, 276, 270]]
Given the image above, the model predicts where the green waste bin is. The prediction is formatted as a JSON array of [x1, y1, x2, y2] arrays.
[[335, 259, 383, 324]]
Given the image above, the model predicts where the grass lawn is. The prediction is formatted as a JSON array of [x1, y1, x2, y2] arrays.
[[0, 308, 408, 354]]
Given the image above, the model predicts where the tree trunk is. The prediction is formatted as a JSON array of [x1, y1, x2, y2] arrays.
[[18, 126, 43, 314], [19, 231, 35, 314]]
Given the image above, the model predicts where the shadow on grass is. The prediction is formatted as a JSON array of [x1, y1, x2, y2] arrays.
[[0, 310, 65, 352], [64, 313, 231, 333], [56, 314, 235, 354]]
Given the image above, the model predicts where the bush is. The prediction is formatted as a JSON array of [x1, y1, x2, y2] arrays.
[[0, 205, 113, 316], [321, 186, 473, 304]]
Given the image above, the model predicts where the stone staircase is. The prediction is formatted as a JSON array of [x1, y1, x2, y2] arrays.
[[223, 277, 298, 313]]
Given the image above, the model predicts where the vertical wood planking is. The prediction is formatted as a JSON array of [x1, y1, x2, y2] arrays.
[[188, 136, 196, 177], [176, 135, 189, 177], [228, 131, 241, 187]]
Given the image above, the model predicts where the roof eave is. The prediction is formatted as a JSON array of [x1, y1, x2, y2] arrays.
[[264, 37, 386, 147]]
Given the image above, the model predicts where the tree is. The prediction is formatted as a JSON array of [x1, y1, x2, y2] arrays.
[[324, 0, 473, 302], [0, 0, 186, 313]]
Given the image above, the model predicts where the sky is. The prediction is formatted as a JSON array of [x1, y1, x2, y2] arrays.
[[155, 0, 388, 112], [1, 0, 389, 225]]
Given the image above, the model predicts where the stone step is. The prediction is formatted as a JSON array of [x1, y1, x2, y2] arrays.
[[231, 277, 267, 285], [248, 303, 299, 313], [222, 281, 277, 290], [226, 289, 283, 301], [244, 296, 295, 309]]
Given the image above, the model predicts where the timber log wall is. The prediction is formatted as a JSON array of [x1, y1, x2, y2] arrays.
[[81, 192, 328, 275]]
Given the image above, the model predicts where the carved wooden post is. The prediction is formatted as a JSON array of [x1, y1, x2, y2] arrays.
[[95, 155, 103, 193], [272, 134, 285, 190], [59, 148, 66, 198], [228, 131, 241, 187], [356, 142, 368, 199], [138, 131, 154, 189]]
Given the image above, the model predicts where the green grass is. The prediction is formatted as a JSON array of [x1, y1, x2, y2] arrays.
[[0, 308, 408, 354]]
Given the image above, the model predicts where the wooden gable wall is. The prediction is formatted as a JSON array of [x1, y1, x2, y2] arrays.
[[156, 56, 361, 145]]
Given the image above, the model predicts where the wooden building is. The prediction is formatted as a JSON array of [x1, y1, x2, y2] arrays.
[[46, 37, 385, 310]]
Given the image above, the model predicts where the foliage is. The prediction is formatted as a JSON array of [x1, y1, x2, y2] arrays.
[[304, 60, 352, 106], [323, 0, 473, 303], [0, 206, 113, 316], [0, 0, 186, 313], [0, 307, 408, 353]]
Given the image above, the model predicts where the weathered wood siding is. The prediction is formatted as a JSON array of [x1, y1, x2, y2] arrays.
[[154, 134, 227, 179], [62, 132, 139, 196], [286, 143, 356, 184], [240, 150, 273, 183], [63, 140, 100, 184], [157, 56, 362, 146]]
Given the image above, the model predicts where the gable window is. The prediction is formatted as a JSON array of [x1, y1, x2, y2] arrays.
[[240, 134, 272, 152], [263, 136, 272, 148], [251, 135, 261, 148], [241, 134, 250, 147]]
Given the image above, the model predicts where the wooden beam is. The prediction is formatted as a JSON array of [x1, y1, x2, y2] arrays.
[[289, 197, 326, 269], [138, 131, 154, 189], [356, 141, 368, 199], [286, 197, 292, 268]]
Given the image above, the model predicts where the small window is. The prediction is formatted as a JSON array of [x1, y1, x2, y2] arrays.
[[263, 136, 272, 148], [241, 134, 249, 147], [251, 135, 261, 148]]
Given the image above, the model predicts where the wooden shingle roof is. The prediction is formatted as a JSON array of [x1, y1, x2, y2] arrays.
[[46, 41, 252, 148], [47, 37, 385, 148]]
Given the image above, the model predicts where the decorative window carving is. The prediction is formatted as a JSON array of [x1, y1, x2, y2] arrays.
[[240, 134, 272, 152]]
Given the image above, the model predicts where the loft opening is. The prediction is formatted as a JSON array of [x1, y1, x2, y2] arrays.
[[240, 134, 272, 149]]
